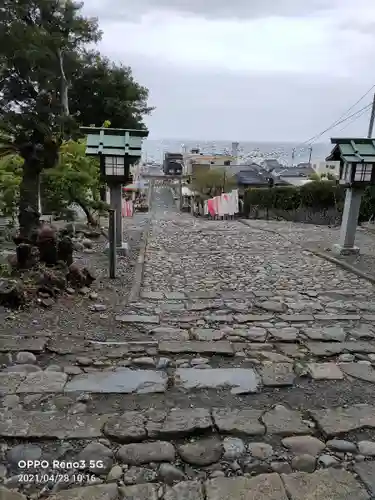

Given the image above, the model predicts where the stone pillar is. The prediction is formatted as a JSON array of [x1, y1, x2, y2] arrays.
[[332, 188, 362, 255], [109, 184, 123, 248]]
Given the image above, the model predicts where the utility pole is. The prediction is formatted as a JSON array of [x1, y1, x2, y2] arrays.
[[308, 145, 313, 165], [368, 92, 375, 138], [291, 148, 296, 166]]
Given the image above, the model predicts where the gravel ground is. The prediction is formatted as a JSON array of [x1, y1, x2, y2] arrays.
[[0, 213, 149, 341], [240, 218, 375, 279]]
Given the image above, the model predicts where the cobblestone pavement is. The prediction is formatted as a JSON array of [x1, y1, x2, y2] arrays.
[[2, 182, 375, 499]]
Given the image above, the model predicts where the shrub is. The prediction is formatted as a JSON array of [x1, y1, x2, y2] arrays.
[[243, 181, 346, 217]]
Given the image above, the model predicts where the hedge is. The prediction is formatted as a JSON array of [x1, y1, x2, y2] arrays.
[[243, 181, 375, 222]]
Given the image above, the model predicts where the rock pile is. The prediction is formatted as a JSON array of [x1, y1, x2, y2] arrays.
[[0, 223, 96, 308]]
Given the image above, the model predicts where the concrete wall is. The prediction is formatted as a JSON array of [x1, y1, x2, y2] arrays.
[[312, 161, 340, 177]]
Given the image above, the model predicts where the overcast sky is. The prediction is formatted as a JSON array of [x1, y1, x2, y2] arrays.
[[82, 0, 375, 142]]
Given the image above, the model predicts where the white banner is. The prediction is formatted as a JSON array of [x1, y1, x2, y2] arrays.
[[204, 200, 208, 215], [122, 200, 134, 217], [234, 189, 239, 214], [220, 193, 230, 216]]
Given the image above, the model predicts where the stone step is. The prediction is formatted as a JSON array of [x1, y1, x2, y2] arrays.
[[3, 331, 375, 359], [0, 469, 372, 500], [119, 309, 370, 325], [2, 358, 375, 398], [1, 402, 375, 441], [1, 404, 375, 498]]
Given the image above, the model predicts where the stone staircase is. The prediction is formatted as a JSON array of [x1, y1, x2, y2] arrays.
[[2, 289, 375, 498]]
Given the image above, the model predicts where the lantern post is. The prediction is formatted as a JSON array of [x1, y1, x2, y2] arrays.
[[327, 138, 375, 255], [81, 127, 148, 254]]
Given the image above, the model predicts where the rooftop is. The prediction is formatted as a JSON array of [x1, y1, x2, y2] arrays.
[[326, 138, 375, 163]]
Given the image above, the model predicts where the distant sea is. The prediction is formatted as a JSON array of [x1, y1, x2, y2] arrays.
[[142, 139, 332, 166]]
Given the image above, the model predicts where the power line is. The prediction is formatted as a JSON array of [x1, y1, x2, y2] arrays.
[[310, 103, 371, 143], [295, 103, 372, 154], [338, 105, 371, 133], [305, 103, 372, 145], [298, 83, 375, 148]]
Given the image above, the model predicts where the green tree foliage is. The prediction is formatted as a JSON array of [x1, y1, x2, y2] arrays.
[[191, 168, 237, 199], [0, 155, 22, 222], [69, 52, 154, 130], [0, 0, 101, 236], [41, 139, 106, 224], [0, 0, 152, 235]]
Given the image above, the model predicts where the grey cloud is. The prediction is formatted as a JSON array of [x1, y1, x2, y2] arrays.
[[84, 0, 336, 21], [116, 55, 373, 141], [339, 20, 375, 35]]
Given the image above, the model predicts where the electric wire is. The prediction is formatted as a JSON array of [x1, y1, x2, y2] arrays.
[[294, 83, 375, 156]]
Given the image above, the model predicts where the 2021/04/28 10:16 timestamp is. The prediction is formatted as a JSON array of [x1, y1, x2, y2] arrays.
[[19, 473, 97, 484]]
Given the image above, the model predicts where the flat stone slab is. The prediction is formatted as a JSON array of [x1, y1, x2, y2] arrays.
[[159, 408, 213, 438], [150, 326, 190, 341], [307, 363, 344, 380], [165, 481, 204, 500], [279, 314, 314, 322], [304, 326, 346, 342], [306, 341, 375, 356], [117, 441, 175, 464], [158, 341, 234, 356], [48, 485, 118, 500], [234, 314, 274, 323], [206, 474, 289, 500], [115, 314, 160, 324], [256, 301, 286, 313], [16, 371, 67, 393], [282, 469, 369, 499], [64, 368, 167, 393], [165, 292, 187, 299], [354, 461, 375, 495], [0, 486, 27, 500], [188, 291, 218, 299], [204, 314, 233, 323], [339, 362, 375, 383], [0, 373, 25, 395], [141, 291, 164, 299], [268, 328, 298, 342], [262, 405, 312, 437], [175, 368, 261, 394], [320, 314, 362, 321], [0, 337, 47, 352], [103, 408, 213, 442], [0, 411, 111, 438], [119, 483, 158, 500], [159, 302, 186, 312], [104, 412, 147, 442], [212, 408, 265, 436], [260, 363, 296, 386], [310, 404, 375, 436], [192, 328, 227, 341]]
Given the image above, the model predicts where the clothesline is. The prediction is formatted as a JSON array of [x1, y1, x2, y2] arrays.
[[204, 190, 239, 217]]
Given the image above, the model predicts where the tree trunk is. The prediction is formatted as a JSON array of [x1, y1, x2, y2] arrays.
[[100, 186, 107, 202], [75, 199, 97, 226], [57, 49, 69, 117], [18, 160, 41, 240]]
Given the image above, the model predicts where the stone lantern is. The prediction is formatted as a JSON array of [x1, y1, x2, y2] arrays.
[[327, 138, 375, 255], [81, 127, 148, 252]]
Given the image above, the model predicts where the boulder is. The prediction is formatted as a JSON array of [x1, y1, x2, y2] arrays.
[[68, 262, 95, 288], [57, 236, 74, 266], [0, 279, 26, 308]]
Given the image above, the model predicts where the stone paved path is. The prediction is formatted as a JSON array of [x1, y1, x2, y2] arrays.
[[2, 181, 375, 499]]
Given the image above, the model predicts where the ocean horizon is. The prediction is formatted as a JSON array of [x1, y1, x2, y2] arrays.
[[142, 139, 332, 166]]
